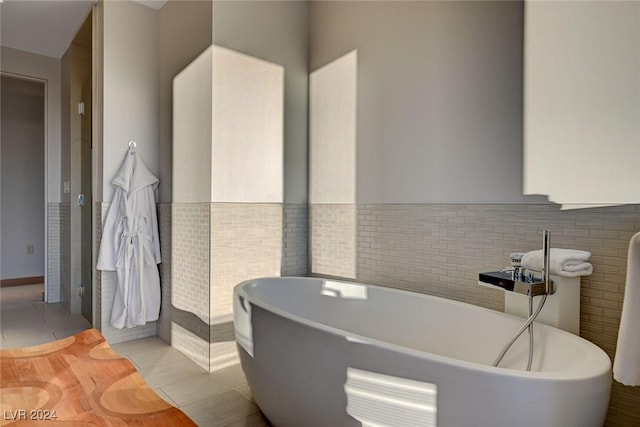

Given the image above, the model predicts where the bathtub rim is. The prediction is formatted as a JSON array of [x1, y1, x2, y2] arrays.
[[234, 276, 612, 382]]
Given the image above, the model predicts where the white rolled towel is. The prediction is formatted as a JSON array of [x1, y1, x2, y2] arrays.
[[521, 248, 593, 277], [613, 231, 640, 386]]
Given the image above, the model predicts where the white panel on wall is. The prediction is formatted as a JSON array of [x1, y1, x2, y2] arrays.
[[309, 50, 357, 204], [172, 46, 213, 203], [211, 45, 284, 203], [524, 1, 640, 207]]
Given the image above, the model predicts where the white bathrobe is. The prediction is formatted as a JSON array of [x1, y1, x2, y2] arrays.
[[97, 150, 161, 329]]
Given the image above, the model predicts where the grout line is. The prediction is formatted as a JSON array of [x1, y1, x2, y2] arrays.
[[155, 387, 180, 407], [232, 385, 255, 404]]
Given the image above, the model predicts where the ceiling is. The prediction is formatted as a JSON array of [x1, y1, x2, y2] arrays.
[[0, 0, 168, 59]]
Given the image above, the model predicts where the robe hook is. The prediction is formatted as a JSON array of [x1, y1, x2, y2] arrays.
[[128, 139, 136, 154]]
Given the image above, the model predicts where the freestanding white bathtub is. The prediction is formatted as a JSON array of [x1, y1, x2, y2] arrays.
[[233, 277, 611, 427]]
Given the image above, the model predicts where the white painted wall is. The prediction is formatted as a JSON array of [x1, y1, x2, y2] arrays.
[[172, 45, 284, 203], [211, 46, 284, 203], [101, 0, 213, 204], [158, 0, 212, 203], [0, 77, 45, 279], [524, 1, 640, 207], [309, 50, 357, 204], [213, 0, 308, 204], [1, 47, 62, 203], [172, 46, 212, 203], [309, 1, 541, 204], [101, 0, 159, 202]]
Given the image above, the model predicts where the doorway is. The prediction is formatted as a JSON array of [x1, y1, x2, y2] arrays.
[[0, 76, 46, 306]]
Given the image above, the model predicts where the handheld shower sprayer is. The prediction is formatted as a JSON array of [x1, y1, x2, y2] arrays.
[[491, 229, 552, 371]]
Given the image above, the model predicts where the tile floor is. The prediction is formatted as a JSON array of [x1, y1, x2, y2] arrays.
[[112, 337, 270, 427], [0, 283, 44, 305], [0, 299, 271, 427], [0, 301, 91, 348]]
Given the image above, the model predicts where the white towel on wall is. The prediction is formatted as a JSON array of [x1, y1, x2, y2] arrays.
[[614, 231, 640, 386], [521, 248, 593, 277]]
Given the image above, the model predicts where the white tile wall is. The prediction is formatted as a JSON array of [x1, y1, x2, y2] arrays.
[[283, 204, 309, 276], [60, 202, 70, 309], [157, 203, 172, 343], [47, 203, 61, 302], [172, 203, 210, 323], [209, 203, 282, 317], [311, 204, 357, 278], [171, 321, 210, 371], [167, 202, 297, 372]]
